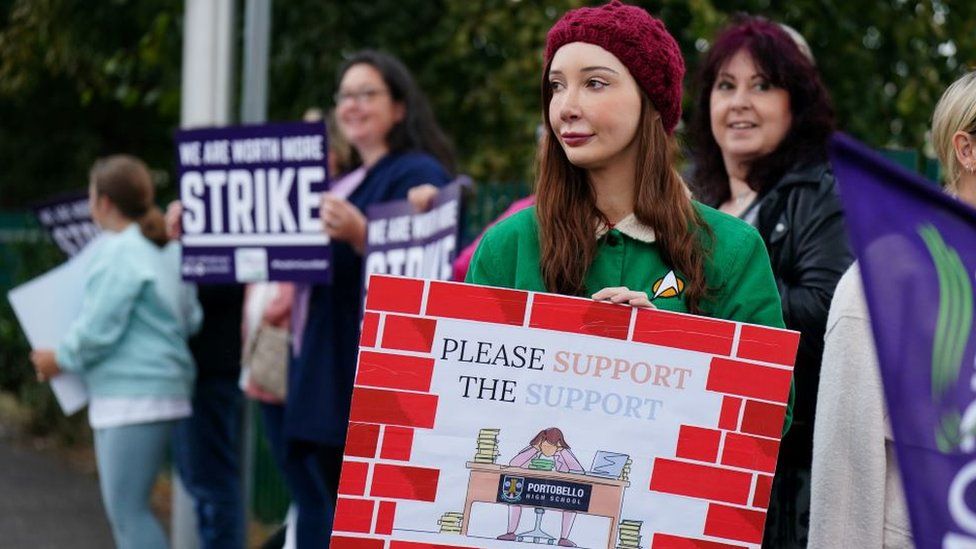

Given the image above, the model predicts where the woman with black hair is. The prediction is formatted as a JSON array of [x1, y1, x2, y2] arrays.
[[688, 18, 853, 548], [274, 50, 454, 548]]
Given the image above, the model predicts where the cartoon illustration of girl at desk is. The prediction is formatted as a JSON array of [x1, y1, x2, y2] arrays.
[[497, 427, 584, 547]]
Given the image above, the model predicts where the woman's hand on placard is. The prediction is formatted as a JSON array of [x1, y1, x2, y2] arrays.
[[320, 193, 367, 254], [30, 350, 61, 382], [407, 183, 439, 213], [165, 200, 183, 240], [591, 287, 656, 308]]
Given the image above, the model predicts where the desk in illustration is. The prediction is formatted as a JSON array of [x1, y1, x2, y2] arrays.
[[431, 427, 643, 549]]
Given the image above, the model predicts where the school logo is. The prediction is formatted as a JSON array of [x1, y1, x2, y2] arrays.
[[651, 270, 685, 300], [499, 475, 525, 503], [918, 225, 974, 453]]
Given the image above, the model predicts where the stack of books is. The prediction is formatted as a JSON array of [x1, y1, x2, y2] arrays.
[[437, 511, 464, 534], [616, 519, 643, 548], [619, 457, 633, 481], [529, 458, 555, 470], [473, 428, 501, 464]]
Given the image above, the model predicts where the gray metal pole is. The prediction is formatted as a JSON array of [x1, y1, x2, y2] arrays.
[[176, 1, 236, 548], [238, 0, 272, 528], [240, 0, 272, 124]]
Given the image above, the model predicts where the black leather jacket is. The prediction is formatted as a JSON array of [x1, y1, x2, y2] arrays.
[[752, 160, 853, 434]]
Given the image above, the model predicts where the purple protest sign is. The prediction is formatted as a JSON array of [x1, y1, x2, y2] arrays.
[[176, 121, 331, 283], [32, 192, 101, 257], [363, 179, 464, 286], [831, 132, 976, 547]]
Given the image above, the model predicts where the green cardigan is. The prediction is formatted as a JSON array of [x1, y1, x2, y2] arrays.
[[466, 202, 794, 432]]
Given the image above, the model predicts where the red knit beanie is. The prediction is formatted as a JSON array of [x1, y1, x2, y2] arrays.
[[545, 0, 685, 134]]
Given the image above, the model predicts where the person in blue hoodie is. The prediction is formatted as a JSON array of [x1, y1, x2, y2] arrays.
[[31, 155, 201, 549]]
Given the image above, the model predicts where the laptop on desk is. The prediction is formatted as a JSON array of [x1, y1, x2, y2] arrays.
[[587, 450, 629, 478]]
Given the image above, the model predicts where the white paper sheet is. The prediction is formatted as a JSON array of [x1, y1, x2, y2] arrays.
[[6, 237, 106, 415]]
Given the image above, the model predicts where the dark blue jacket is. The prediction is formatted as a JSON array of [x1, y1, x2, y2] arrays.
[[285, 151, 451, 445]]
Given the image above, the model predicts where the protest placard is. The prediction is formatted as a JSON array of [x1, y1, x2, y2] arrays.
[[32, 192, 100, 257], [176, 121, 331, 283], [330, 275, 799, 549], [363, 179, 465, 285], [6, 237, 106, 414]]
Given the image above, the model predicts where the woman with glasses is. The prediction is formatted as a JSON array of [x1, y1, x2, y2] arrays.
[[270, 50, 454, 548]]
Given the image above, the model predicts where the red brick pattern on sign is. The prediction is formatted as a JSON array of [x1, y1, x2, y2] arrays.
[[376, 501, 396, 535], [337, 276, 799, 548], [703, 504, 767, 544], [424, 281, 527, 325], [331, 536, 386, 549], [651, 533, 748, 549], [740, 400, 787, 438], [338, 460, 369, 496], [718, 396, 742, 431], [380, 426, 415, 461], [349, 387, 438, 429], [389, 541, 481, 549], [752, 475, 774, 509], [381, 314, 437, 352], [370, 463, 440, 502], [334, 498, 375, 533], [345, 423, 381, 458], [529, 294, 632, 340], [633, 309, 736, 356], [675, 425, 722, 463], [720, 433, 780, 473], [356, 351, 435, 393], [649, 459, 753, 505], [706, 357, 792, 403], [736, 324, 801, 366], [361, 312, 380, 348], [365, 277, 425, 314]]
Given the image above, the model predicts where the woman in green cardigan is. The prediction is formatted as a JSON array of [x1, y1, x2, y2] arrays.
[[465, 1, 792, 429]]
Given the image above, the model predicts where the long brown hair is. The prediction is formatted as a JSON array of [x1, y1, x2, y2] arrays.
[[89, 155, 168, 247], [536, 72, 711, 314], [529, 427, 570, 449]]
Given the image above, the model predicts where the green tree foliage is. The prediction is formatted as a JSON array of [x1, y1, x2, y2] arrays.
[[267, 0, 976, 183], [1, 0, 974, 205], [0, 0, 182, 208]]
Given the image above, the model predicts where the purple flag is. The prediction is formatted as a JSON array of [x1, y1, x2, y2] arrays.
[[176, 121, 332, 283], [830, 133, 976, 547]]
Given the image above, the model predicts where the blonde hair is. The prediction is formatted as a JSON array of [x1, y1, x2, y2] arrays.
[[932, 71, 976, 192]]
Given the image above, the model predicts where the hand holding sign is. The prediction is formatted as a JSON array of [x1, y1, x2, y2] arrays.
[[165, 200, 183, 240], [407, 183, 440, 213], [591, 287, 656, 309], [30, 350, 60, 382], [320, 193, 367, 254]]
